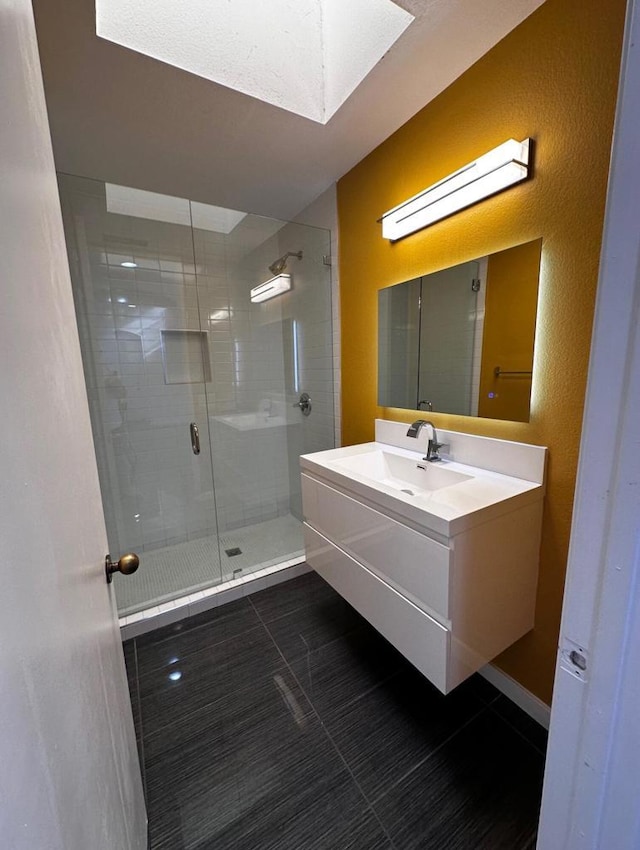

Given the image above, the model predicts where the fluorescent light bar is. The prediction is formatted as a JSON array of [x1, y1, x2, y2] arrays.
[[292, 319, 300, 394], [250, 273, 292, 304], [381, 138, 531, 241]]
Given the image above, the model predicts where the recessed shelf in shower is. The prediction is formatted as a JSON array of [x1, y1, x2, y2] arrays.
[[160, 329, 211, 384]]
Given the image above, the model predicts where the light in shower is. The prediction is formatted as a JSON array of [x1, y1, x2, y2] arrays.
[[292, 319, 300, 394], [380, 138, 532, 240], [250, 273, 292, 304]]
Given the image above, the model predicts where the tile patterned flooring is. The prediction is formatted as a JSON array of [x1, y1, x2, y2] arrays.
[[124, 572, 546, 850]]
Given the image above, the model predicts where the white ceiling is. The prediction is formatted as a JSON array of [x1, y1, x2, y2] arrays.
[[33, 0, 546, 221]]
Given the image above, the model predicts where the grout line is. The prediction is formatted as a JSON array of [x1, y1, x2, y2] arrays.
[[368, 703, 494, 808], [247, 595, 399, 849], [135, 601, 261, 659], [137, 620, 264, 683], [138, 624, 275, 746], [246, 583, 331, 627], [486, 700, 548, 756]]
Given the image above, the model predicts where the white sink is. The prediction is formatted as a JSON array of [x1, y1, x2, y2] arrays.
[[300, 423, 547, 693], [301, 435, 546, 537], [331, 449, 471, 495]]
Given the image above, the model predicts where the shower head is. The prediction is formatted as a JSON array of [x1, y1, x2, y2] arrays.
[[268, 250, 303, 276]]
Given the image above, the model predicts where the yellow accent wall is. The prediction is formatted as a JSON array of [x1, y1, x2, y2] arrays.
[[337, 0, 626, 703]]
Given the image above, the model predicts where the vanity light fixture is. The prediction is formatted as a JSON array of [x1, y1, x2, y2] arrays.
[[250, 273, 292, 304], [380, 138, 532, 241]]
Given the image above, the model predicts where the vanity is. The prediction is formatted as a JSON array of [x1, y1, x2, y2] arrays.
[[300, 420, 546, 693]]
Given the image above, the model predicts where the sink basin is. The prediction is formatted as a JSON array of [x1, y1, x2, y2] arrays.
[[301, 427, 546, 538], [330, 449, 472, 495]]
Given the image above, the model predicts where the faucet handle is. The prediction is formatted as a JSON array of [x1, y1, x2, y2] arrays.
[[425, 438, 444, 462]]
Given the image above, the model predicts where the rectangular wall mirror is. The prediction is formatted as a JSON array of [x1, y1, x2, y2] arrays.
[[378, 238, 542, 423]]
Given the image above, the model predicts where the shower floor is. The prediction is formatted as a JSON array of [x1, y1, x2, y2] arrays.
[[114, 513, 304, 617]]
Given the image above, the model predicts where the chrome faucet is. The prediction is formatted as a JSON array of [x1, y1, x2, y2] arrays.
[[406, 419, 444, 462]]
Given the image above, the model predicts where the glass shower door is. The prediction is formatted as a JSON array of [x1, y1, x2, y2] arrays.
[[58, 175, 223, 615], [59, 174, 336, 615]]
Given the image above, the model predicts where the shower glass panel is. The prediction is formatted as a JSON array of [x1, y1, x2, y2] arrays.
[[193, 215, 334, 577], [58, 175, 334, 617]]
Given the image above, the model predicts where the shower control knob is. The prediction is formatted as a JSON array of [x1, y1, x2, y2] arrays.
[[293, 392, 312, 416], [105, 552, 140, 584]]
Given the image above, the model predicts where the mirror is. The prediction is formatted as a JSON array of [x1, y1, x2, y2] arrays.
[[378, 238, 542, 422]]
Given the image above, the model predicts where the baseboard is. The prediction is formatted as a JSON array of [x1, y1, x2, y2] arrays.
[[480, 663, 551, 729]]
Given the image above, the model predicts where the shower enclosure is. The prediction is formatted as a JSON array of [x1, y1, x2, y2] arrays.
[[58, 175, 334, 616]]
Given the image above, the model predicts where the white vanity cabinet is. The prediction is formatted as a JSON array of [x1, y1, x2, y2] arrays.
[[300, 423, 546, 694]]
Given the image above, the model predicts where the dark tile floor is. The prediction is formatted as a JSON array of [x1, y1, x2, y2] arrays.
[[123, 571, 547, 850]]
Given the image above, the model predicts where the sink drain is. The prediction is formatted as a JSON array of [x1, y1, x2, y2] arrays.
[[400, 488, 414, 495]]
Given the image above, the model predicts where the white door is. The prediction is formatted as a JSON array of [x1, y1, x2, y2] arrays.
[[0, 1, 147, 848]]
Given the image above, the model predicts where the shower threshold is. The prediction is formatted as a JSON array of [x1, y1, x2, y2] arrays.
[[119, 556, 310, 641], [115, 514, 305, 623]]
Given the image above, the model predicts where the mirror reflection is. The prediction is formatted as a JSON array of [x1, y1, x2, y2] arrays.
[[378, 238, 542, 423]]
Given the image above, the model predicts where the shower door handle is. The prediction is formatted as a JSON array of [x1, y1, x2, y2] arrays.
[[190, 422, 201, 455]]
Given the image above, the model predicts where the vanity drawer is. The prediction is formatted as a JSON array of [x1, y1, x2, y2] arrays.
[[304, 524, 450, 693], [301, 473, 451, 620]]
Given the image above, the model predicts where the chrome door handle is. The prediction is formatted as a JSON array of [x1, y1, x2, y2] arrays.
[[105, 552, 140, 584], [190, 422, 200, 455], [293, 392, 312, 416]]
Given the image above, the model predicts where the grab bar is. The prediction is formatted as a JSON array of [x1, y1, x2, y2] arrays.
[[494, 366, 533, 377], [190, 422, 201, 455]]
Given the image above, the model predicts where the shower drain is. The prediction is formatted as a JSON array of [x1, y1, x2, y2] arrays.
[[225, 547, 242, 557]]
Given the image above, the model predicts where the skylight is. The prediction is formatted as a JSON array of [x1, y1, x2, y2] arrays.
[[105, 184, 247, 234], [96, 0, 414, 124]]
